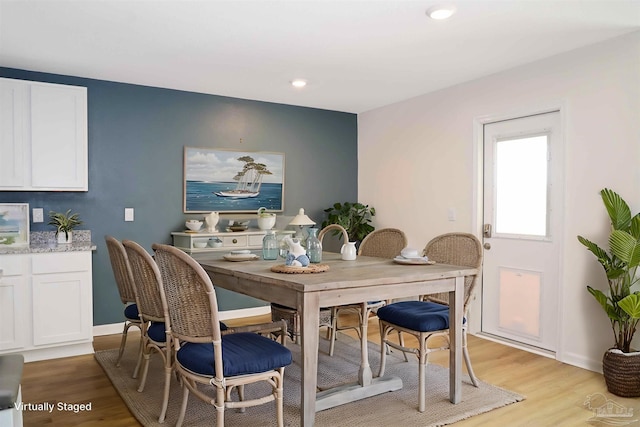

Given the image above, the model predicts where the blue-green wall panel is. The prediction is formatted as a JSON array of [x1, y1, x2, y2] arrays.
[[0, 67, 358, 325]]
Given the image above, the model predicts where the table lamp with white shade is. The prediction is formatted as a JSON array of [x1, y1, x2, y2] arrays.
[[288, 208, 316, 244]]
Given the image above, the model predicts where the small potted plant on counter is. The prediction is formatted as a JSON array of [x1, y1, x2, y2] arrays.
[[48, 209, 82, 244]]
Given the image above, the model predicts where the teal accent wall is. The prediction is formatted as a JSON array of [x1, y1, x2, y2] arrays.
[[0, 67, 358, 325]]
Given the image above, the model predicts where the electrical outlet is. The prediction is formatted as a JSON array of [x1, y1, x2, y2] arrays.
[[125, 208, 134, 222], [33, 208, 44, 223]]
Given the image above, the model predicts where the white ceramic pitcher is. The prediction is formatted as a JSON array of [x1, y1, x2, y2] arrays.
[[204, 211, 219, 232], [341, 241, 357, 260]]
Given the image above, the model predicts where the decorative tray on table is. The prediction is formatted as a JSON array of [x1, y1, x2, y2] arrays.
[[270, 264, 330, 274]]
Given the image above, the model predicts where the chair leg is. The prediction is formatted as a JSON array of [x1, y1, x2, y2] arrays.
[[132, 328, 145, 379], [328, 308, 337, 356], [116, 321, 129, 367], [276, 368, 285, 427], [378, 322, 389, 377], [116, 322, 130, 367], [463, 331, 479, 387], [418, 356, 426, 413], [238, 385, 246, 413], [418, 336, 429, 413], [176, 379, 190, 427], [216, 382, 225, 427], [159, 364, 171, 422], [131, 332, 144, 379], [137, 344, 151, 393], [397, 331, 409, 362]]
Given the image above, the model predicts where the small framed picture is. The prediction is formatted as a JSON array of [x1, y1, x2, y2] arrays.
[[0, 203, 30, 247]]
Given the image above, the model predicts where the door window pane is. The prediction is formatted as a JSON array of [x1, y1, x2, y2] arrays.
[[495, 135, 548, 236]]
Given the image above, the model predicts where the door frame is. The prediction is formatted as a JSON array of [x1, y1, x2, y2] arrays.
[[470, 101, 567, 360]]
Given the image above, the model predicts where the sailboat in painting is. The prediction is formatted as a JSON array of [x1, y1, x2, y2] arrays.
[[215, 155, 272, 198]]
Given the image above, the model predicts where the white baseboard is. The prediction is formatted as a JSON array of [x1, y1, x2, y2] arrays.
[[16, 342, 94, 363], [474, 332, 556, 359], [92, 306, 272, 336], [559, 351, 603, 374], [474, 332, 601, 373]]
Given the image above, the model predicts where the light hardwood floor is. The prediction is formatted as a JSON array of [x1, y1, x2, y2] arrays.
[[19, 313, 637, 426]]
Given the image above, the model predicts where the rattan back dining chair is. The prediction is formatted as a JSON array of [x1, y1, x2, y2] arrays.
[[122, 239, 172, 423], [422, 232, 483, 308], [328, 227, 409, 355], [377, 232, 482, 412], [358, 227, 408, 259], [152, 243, 292, 427], [105, 235, 144, 376]]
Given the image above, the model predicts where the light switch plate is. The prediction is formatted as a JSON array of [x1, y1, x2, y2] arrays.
[[125, 208, 134, 222], [447, 208, 457, 222], [33, 208, 44, 223]]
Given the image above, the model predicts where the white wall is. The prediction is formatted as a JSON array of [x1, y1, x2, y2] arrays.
[[358, 31, 640, 372]]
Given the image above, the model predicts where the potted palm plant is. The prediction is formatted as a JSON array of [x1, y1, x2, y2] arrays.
[[48, 209, 82, 244], [321, 202, 375, 244], [577, 188, 640, 397]]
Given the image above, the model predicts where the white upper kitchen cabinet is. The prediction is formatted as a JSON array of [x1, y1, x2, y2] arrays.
[[0, 77, 88, 191]]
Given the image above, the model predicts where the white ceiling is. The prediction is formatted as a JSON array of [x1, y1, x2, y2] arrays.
[[1, 0, 639, 113]]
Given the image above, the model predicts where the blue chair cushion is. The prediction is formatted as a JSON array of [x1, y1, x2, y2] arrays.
[[220, 321, 228, 331], [377, 301, 453, 332], [147, 322, 167, 342], [177, 332, 292, 377], [124, 303, 139, 321]]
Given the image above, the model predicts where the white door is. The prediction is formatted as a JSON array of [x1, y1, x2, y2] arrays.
[[481, 111, 562, 353]]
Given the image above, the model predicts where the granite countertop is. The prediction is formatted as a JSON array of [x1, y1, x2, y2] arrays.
[[0, 230, 96, 255]]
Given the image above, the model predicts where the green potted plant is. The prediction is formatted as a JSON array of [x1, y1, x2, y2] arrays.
[[321, 202, 375, 243], [577, 188, 640, 397], [48, 209, 82, 244]]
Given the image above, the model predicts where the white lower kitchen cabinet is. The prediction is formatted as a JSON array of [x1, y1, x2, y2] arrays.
[[0, 255, 27, 352], [0, 251, 93, 362]]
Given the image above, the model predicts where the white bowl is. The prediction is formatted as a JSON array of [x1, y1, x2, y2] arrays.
[[401, 247, 420, 258], [185, 220, 203, 231], [193, 241, 207, 248]]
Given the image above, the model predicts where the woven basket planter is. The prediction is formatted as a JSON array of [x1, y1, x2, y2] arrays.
[[602, 349, 640, 397]]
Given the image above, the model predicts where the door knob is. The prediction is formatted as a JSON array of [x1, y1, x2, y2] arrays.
[[483, 243, 491, 250]]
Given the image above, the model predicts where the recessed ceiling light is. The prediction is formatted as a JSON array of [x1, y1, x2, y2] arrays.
[[291, 79, 307, 88], [426, 5, 456, 20]]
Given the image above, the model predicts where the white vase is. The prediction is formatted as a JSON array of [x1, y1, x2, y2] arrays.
[[57, 230, 72, 244], [204, 212, 219, 232], [341, 241, 357, 260]]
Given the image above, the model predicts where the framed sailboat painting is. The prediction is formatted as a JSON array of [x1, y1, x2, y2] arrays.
[[183, 147, 285, 213]]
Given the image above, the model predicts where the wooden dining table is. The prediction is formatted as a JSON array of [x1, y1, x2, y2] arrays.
[[195, 251, 478, 427]]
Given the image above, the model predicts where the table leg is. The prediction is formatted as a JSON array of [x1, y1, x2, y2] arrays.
[[315, 301, 401, 412], [299, 293, 320, 427], [449, 275, 463, 404]]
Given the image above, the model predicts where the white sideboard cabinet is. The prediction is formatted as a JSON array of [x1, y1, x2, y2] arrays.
[[0, 77, 88, 191], [0, 251, 93, 361], [172, 229, 295, 254]]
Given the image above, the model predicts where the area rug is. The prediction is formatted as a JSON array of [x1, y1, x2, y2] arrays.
[[95, 334, 524, 427]]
